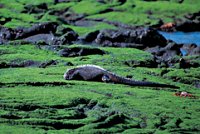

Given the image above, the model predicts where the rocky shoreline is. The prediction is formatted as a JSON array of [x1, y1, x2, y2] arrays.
[[1, 1, 200, 67], [1, 21, 199, 69]]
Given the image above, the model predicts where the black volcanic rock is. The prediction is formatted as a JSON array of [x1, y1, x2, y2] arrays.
[[146, 41, 183, 67], [0, 22, 58, 44], [176, 20, 200, 32], [179, 58, 200, 69], [15, 22, 58, 39], [58, 47, 106, 57], [55, 26, 75, 36], [182, 44, 200, 56], [39, 60, 58, 68], [0, 26, 16, 42], [80, 30, 100, 42], [0, 60, 40, 68], [94, 28, 167, 48], [0, 22, 79, 45]]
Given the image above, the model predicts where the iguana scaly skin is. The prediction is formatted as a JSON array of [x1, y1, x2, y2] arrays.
[[63, 65, 178, 88]]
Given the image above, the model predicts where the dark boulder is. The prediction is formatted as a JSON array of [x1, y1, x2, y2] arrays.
[[0, 17, 12, 25], [55, 26, 75, 36], [23, 34, 56, 45], [51, 31, 78, 45], [181, 44, 200, 56], [0, 60, 59, 68], [58, 13, 86, 25], [99, 8, 114, 14], [185, 11, 200, 20], [23, 33, 74, 46], [189, 47, 200, 56], [0, 26, 16, 43], [58, 47, 106, 57], [160, 42, 182, 58], [0, 62, 10, 68], [94, 28, 167, 48], [23, 26, 78, 45], [60, 31, 78, 43], [146, 41, 182, 67], [0, 22, 58, 44], [147, 41, 182, 60], [175, 11, 200, 32], [0, 22, 78, 45], [15, 22, 58, 39], [39, 60, 58, 68], [176, 20, 200, 32], [179, 58, 200, 69], [139, 29, 167, 47], [64, 62, 74, 66], [0, 60, 40, 68], [124, 59, 158, 68], [80, 30, 100, 42]]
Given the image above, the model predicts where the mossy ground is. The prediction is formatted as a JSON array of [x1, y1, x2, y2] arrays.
[[0, 44, 200, 133], [2, 0, 200, 32], [0, 0, 200, 133]]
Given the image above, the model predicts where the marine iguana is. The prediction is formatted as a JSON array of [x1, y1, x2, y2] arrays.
[[63, 65, 178, 88]]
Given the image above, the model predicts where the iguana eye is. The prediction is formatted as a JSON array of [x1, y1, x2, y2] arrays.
[[63, 73, 68, 80], [102, 75, 110, 82]]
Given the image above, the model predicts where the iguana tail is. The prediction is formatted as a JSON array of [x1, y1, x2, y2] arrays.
[[108, 73, 178, 88]]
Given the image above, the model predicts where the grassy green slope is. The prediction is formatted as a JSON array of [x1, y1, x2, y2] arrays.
[[2, 0, 200, 30], [0, 44, 200, 133]]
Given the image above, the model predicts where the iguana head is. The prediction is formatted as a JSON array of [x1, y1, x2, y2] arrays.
[[63, 68, 76, 80], [102, 75, 110, 82]]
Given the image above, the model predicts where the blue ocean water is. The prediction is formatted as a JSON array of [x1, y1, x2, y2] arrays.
[[159, 31, 200, 46]]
